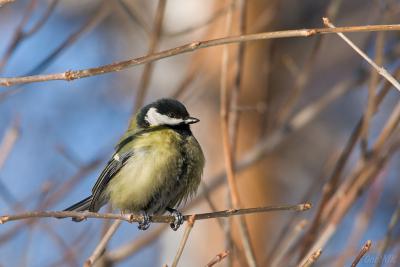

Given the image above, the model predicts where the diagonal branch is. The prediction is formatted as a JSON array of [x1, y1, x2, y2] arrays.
[[2, 24, 400, 87]]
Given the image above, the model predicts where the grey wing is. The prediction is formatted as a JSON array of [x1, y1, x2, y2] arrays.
[[90, 151, 134, 211]]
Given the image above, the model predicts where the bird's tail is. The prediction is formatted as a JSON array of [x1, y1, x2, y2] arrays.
[[64, 195, 93, 212], [63, 195, 93, 222]]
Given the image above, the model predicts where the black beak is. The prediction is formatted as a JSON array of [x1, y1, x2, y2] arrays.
[[184, 117, 200, 124]]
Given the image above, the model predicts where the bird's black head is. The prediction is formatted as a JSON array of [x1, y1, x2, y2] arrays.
[[137, 98, 200, 129]]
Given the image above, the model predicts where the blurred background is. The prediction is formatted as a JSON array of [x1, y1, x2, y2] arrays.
[[0, 0, 400, 266]]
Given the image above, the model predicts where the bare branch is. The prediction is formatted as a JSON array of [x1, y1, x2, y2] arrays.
[[0, 0, 14, 7], [323, 18, 400, 92], [134, 0, 166, 111], [351, 240, 372, 267], [220, 2, 257, 266], [375, 202, 400, 267], [171, 215, 196, 267], [0, 203, 311, 224], [2, 24, 400, 87], [299, 249, 322, 267], [205, 250, 230, 267], [85, 220, 122, 267]]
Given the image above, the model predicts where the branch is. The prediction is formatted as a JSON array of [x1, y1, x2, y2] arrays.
[[0, 0, 14, 7], [0, 203, 311, 224], [323, 18, 400, 92], [219, 2, 257, 266], [171, 215, 196, 267], [351, 240, 371, 267], [85, 220, 122, 267], [299, 249, 322, 267], [2, 24, 400, 87], [206, 250, 230, 267]]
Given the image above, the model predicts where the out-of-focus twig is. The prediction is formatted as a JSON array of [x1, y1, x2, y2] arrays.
[[3, 23, 400, 87], [375, 201, 400, 267], [360, 31, 384, 156], [85, 220, 122, 267], [351, 240, 372, 267], [205, 250, 230, 267], [106, 224, 167, 263], [0, 0, 60, 72], [171, 215, 196, 267], [117, 0, 150, 36], [299, 249, 322, 267], [134, 0, 166, 111], [164, 2, 235, 37], [323, 18, 400, 92], [0, 118, 20, 170], [220, 1, 257, 266], [0, 0, 14, 7], [25, 0, 109, 76]]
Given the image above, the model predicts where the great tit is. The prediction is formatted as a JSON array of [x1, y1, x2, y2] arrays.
[[64, 98, 205, 230]]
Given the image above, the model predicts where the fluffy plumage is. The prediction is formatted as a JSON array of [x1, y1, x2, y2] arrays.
[[65, 98, 204, 217]]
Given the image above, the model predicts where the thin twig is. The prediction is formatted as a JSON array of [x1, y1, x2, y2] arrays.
[[299, 249, 322, 267], [360, 31, 384, 156], [2, 24, 400, 87], [171, 215, 196, 267], [0, 203, 311, 224], [85, 220, 122, 267], [375, 201, 400, 267], [133, 0, 166, 111], [0, 0, 14, 7], [205, 250, 230, 267], [351, 240, 372, 267], [24, 0, 109, 76], [220, 2, 257, 266], [117, 0, 150, 36], [0, 118, 20, 170], [323, 18, 400, 92], [270, 220, 308, 267], [164, 2, 235, 37], [0, 0, 37, 72], [106, 224, 167, 262]]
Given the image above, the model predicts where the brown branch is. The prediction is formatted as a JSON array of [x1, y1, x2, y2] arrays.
[[351, 240, 372, 267], [360, 31, 384, 157], [0, 0, 60, 71], [171, 215, 196, 267], [164, 2, 235, 37], [0, 0, 14, 7], [24, 0, 109, 76], [375, 201, 400, 267], [106, 224, 167, 262], [299, 249, 322, 267], [206, 250, 230, 267], [84, 220, 122, 267], [0, 117, 20, 170], [0, 203, 311, 224], [117, 0, 150, 36], [220, 2, 257, 266], [2, 24, 400, 87], [323, 18, 400, 92], [133, 0, 166, 111]]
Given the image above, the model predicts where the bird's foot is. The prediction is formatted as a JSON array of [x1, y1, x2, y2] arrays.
[[167, 207, 184, 231], [138, 211, 151, 230]]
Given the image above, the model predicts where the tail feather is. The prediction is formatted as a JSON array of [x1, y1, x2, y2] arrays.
[[64, 195, 93, 212]]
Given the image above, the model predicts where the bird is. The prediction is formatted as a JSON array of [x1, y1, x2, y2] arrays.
[[64, 98, 205, 230]]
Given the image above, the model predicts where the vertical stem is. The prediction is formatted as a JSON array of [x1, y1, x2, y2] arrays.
[[134, 0, 167, 112], [220, 1, 257, 266]]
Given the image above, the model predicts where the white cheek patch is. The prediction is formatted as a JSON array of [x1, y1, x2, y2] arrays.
[[145, 107, 184, 126]]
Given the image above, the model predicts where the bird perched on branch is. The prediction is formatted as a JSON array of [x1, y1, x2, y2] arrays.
[[64, 98, 205, 230]]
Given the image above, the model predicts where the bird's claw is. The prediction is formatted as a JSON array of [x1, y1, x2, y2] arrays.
[[169, 209, 184, 231], [138, 211, 151, 230]]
